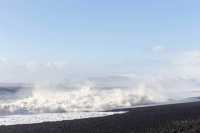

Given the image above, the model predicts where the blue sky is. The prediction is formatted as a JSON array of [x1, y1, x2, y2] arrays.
[[0, 0, 200, 82]]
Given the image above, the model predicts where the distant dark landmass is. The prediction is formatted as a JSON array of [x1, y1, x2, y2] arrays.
[[1, 101, 200, 133]]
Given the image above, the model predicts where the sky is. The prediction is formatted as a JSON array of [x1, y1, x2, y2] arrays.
[[0, 0, 200, 83]]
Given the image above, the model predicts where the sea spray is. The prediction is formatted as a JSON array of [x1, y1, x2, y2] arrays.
[[0, 74, 200, 115], [0, 81, 167, 115]]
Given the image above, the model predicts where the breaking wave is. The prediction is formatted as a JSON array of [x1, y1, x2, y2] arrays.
[[1, 73, 199, 115], [0, 81, 167, 115]]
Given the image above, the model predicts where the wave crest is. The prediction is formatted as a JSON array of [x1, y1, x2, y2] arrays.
[[0, 83, 167, 115]]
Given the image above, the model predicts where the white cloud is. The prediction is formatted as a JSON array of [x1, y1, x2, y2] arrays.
[[0, 57, 7, 64], [152, 45, 165, 52], [0, 59, 70, 83], [172, 50, 200, 80]]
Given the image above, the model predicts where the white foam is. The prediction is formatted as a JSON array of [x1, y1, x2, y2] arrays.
[[0, 83, 167, 114], [0, 112, 125, 126], [0, 74, 200, 115]]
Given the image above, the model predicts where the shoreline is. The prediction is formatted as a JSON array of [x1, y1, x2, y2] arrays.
[[0, 101, 200, 133]]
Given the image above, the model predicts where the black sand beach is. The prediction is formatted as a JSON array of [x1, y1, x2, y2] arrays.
[[1, 101, 200, 133]]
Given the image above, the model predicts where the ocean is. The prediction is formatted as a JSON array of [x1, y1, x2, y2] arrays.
[[0, 75, 200, 125]]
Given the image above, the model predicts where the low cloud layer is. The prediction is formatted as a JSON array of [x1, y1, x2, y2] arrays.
[[0, 49, 200, 89]]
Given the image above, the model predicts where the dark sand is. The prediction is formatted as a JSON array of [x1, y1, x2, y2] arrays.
[[1, 101, 200, 133]]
